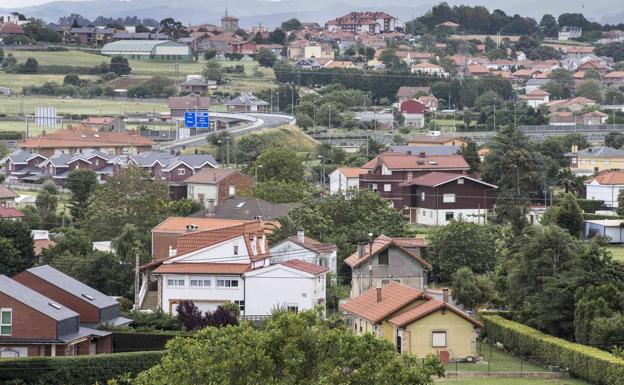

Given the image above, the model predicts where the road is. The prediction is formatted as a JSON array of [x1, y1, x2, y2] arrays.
[[157, 112, 295, 151]]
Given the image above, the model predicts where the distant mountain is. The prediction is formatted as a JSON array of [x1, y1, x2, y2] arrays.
[[1, 0, 622, 27]]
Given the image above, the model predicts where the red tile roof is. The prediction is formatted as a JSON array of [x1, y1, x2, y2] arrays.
[[387, 298, 482, 327], [281, 259, 329, 275], [20, 126, 154, 149], [340, 282, 426, 323], [0, 23, 24, 35], [175, 222, 266, 259], [0, 185, 18, 200], [153, 263, 250, 275], [344, 234, 430, 269], [585, 170, 624, 185], [34, 239, 56, 256], [336, 167, 365, 178], [152, 217, 253, 233], [378, 154, 470, 171], [183, 168, 238, 184], [0, 207, 24, 218]]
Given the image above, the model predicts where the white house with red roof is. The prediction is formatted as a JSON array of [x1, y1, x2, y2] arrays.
[[584, 170, 624, 208], [329, 167, 365, 195], [269, 230, 338, 275], [522, 89, 550, 108]]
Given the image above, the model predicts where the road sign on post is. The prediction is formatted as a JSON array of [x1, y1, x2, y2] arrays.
[[184, 112, 196, 128], [196, 112, 210, 129]]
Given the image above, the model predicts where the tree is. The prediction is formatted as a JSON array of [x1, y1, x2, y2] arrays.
[[595, 42, 624, 63], [452, 267, 496, 309], [606, 131, 624, 149], [35, 189, 58, 229], [203, 49, 217, 60], [539, 14, 559, 38], [474, 90, 501, 111], [84, 166, 170, 241], [295, 113, 313, 129], [0, 237, 25, 276], [574, 284, 623, 344], [281, 18, 303, 31], [575, 79, 603, 103], [109, 56, 131, 75], [269, 29, 286, 45], [460, 140, 480, 173], [254, 147, 304, 183], [427, 220, 500, 281], [167, 199, 201, 217], [543, 193, 583, 237], [378, 48, 402, 69], [267, 216, 297, 244], [63, 73, 81, 86], [66, 169, 98, 223], [176, 300, 206, 331], [0, 47, 4, 64], [618, 191, 624, 216], [556, 168, 584, 196], [202, 60, 223, 83], [20, 57, 38, 74], [606, 88, 624, 105], [252, 181, 310, 203], [256, 48, 277, 67]]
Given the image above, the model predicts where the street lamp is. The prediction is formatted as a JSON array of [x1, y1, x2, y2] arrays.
[[255, 164, 263, 181], [318, 155, 325, 191]]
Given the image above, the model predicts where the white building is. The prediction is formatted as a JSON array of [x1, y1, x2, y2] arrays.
[[559, 26, 582, 40], [585, 219, 624, 243], [329, 167, 363, 195], [101, 40, 193, 61], [269, 230, 337, 276], [584, 170, 624, 208], [523, 89, 550, 108]]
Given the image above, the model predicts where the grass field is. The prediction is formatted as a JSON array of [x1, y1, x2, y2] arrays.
[[0, 95, 169, 116], [435, 378, 589, 385], [445, 342, 546, 373], [606, 245, 624, 262], [0, 73, 99, 90]]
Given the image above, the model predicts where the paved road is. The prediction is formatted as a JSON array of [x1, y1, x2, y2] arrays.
[[157, 113, 294, 151]]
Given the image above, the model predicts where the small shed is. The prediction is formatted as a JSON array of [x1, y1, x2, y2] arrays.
[[584, 219, 624, 243]]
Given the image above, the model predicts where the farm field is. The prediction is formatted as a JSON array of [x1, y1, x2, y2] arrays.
[[0, 73, 99, 90], [0, 95, 169, 116]]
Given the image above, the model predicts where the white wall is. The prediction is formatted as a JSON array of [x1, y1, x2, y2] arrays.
[[329, 172, 359, 195], [154, 45, 191, 56], [160, 274, 244, 314], [415, 208, 486, 226], [188, 183, 218, 205], [269, 240, 337, 275], [168, 236, 251, 263], [586, 184, 623, 208]]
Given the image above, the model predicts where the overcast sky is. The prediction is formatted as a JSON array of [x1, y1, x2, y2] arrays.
[[2, 0, 63, 6]]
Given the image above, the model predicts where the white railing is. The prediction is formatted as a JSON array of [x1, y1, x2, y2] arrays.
[[137, 278, 148, 310]]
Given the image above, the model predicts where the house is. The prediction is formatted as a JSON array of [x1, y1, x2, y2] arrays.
[[360, 153, 470, 210], [399, 172, 497, 225], [294, 58, 321, 69], [324, 60, 355, 69], [345, 235, 430, 298], [559, 26, 582, 40], [2, 149, 48, 183], [400, 100, 428, 129], [389, 145, 460, 156], [525, 78, 550, 94], [584, 170, 624, 208], [411, 62, 447, 77], [329, 167, 364, 195], [168, 96, 210, 119], [576, 60, 609, 75], [340, 282, 481, 362], [32, 230, 55, 256], [0, 207, 24, 220], [269, 230, 338, 275], [564, 46, 594, 60], [19, 126, 154, 157], [582, 111, 608, 125], [226, 93, 269, 113], [407, 135, 468, 147], [81, 116, 125, 132], [256, 44, 283, 56], [68, 27, 114, 46], [13, 265, 131, 328], [545, 97, 597, 113], [101, 40, 193, 61], [355, 112, 395, 130], [584, 219, 624, 242], [522, 89, 550, 108], [326, 12, 401, 34], [179, 78, 212, 94], [418, 96, 439, 112], [565, 146, 624, 173], [188, 197, 291, 221], [186, 168, 255, 208], [396, 86, 431, 103], [467, 64, 490, 77], [605, 71, 624, 86], [0, 22, 24, 38], [549, 112, 577, 126], [0, 185, 18, 208], [0, 275, 111, 358]]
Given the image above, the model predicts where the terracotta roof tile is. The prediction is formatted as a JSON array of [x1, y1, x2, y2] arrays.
[[387, 298, 482, 327], [0, 207, 24, 218], [154, 263, 250, 275], [585, 170, 624, 185], [344, 234, 430, 269], [380, 154, 469, 171], [0, 185, 18, 200], [281, 259, 329, 275], [20, 126, 154, 149], [340, 282, 426, 323], [184, 168, 238, 184], [176, 222, 265, 256], [152, 217, 253, 233], [399, 171, 497, 188], [285, 235, 336, 254], [336, 167, 365, 178]]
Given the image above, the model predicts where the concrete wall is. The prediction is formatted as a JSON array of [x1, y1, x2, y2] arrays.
[[160, 274, 244, 314], [586, 184, 622, 207]]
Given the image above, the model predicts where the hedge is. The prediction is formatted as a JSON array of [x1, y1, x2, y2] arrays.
[[480, 313, 624, 385], [578, 199, 605, 213], [0, 350, 164, 385], [112, 331, 189, 352]]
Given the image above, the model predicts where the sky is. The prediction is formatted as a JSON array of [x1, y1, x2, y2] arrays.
[[1, 0, 66, 6]]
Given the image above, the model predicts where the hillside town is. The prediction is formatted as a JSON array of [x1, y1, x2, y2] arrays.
[[0, 2, 624, 385]]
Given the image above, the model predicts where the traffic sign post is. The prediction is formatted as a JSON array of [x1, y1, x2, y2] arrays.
[[196, 112, 210, 129], [184, 112, 196, 128]]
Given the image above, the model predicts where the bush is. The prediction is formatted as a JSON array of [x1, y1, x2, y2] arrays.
[[578, 199, 605, 213], [0, 351, 164, 385], [583, 213, 624, 221], [112, 331, 189, 352], [123, 310, 182, 331], [480, 313, 624, 385]]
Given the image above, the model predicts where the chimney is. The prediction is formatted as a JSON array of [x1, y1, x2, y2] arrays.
[[376, 287, 382, 303], [207, 199, 215, 216], [185, 224, 198, 232], [442, 288, 449, 303], [358, 243, 365, 258], [297, 229, 305, 243], [419, 152, 426, 158]]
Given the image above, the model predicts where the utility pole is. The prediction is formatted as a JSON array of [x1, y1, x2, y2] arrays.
[[313, 96, 316, 134], [226, 137, 230, 167], [291, 82, 295, 116], [134, 252, 140, 310]]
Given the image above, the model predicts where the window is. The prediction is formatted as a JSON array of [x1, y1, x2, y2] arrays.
[[443, 194, 456, 203], [287, 305, 299, 313], [604, 159, 611, 164], [235, 300, 245, 311], [178, 168, 186, 175], [457, 178, 464, 184], [190, 279, 211, 287], [1, 309, 12, 336], [384, 184, 392, 192], [378, 250, 389, 265], [95, 159, 99, 166], [234, 245, 239, 255], [217, 279, 239, 288], [381, 279, 390, 286], [421, 192, 426, 201], [228, 185, 236, 197], [445, 212, 454, 221], [167, 279, 185, 287], [432, 331, 447, 347], [396, 329, 402, 353], [368, 183, 378, 192]]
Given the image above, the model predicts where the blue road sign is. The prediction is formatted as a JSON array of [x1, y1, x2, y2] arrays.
[[184, 112, 196, 128], [196, 112, 210, 129]]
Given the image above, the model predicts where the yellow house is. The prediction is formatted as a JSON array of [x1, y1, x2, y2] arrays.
[[407, 135, 468, 148], [566, 146, 624, 173], [340, 282, 481, 362]]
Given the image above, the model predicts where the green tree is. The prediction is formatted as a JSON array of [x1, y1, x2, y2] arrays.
[[167, 199, 202, 217], [574, 284, 623, 344], [556, 168, 584, 196], [539, 14, 559, 38], [63, 73, 81, 86], [254, 147, 304, 183], [280, 18, 303, 31], [20, 57, 38, 74], [427, 220, 500, 281], [618, 191, 624, 216], [267, 216, 297, 244], [474, 90, 501, 111], [109, 56, 131, 75], [296, 113, 313, 129], [203, 49, 217, 60], [575, 79, 603, 103], [0, 237, 25, 276], [543, 193, 583, 237], [460, 141, 480, 173], [35, 189, 58, 229], [451, 267, 497, 309], [252, 181, 310, 203], [378, 48, 401, 68], [84, 166, 170, 241], [256, 48, 277, 67], [202, 60, 223, 83], [0, 219, 35, 274], [66, 169, 98, 223], [606, 131, 624, 149]]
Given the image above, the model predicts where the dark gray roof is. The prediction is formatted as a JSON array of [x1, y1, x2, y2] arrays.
[[59, 327, 110, 343], [162, 154, 218, 170], [95, 165, 114, 174], [0, 275, 78, 321], [47, 153, 72, 167], [25, 265, 118, 309], [5, 149, 33, 164], [189, 197, 291, 220], [565, 146, 624, 157], [389, 145, 460, 156], [226, 92, 269, 106], [130, 151, 177, 167]]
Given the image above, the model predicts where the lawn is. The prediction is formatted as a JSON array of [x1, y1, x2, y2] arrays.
[[445, 342, 546, 373], [0, 73, 99, 90], [606, 245, 624, 262], [435, 378, 589, 385]]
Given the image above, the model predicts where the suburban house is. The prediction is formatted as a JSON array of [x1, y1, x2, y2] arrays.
[[0, 206, 24, 220], [411, 62, 447, 77], [396, 86, 431, 103], [226, 93, 269, 113], [19, 126, 154, 157], [418, 96, 439, 111], [400, 172, 497, 225], [566, 146, 624, 174], [359, 152, 470, 210], [605, 71, 624, 86], [522, 89, 550, 108], [2, 150, 49, 183], [101, 40, 193, 61], [0, 185, 18, 208], [168, 96, 210, 119], [546, 97, 597, 113], [559, 27, 583, 40], [188, 197, 291, 221], [407, 135, 468, 147], [325, 12, 401, 34], [345, 235, 430, 298], [186, 168, 255, 208], [340, 282, 482, 362], [582, 111, 609, 125], [329, 167, 365, 195], [584, 170, 624, 208], [269, 230, 338, 275], [584, 219, 624, 243], [68, 27, 114, 46], [400, 100, 428, 129]]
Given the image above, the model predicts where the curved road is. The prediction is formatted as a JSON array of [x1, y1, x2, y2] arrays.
[[157, 112, 295, 151]]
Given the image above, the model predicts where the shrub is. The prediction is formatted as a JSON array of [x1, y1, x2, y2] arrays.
[[577, 199, 605, 213], [480, 313, 624, 385], [0, 351, 164, 385], [112, 331, 189, 352]]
